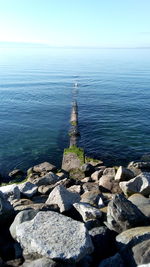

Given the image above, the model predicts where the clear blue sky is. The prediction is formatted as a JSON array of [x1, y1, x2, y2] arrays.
[[0, 0, 150, 48]]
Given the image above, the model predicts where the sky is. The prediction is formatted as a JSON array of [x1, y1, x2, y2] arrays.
[[0, 0, 150, 48]]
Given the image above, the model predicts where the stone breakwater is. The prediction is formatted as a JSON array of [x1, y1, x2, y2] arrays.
[[0, 157, 150, 266]]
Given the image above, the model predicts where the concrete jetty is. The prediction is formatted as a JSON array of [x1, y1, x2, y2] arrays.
[[69, 100, 80, 147]]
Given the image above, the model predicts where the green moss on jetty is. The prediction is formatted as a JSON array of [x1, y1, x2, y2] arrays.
[[71, 121, 77, 126], [64, 145, 84, 164]]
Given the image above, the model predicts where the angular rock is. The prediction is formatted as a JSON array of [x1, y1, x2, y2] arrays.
[[99, 175, 114, 191], [81, 190, 101, 207], [29, 172, 61, 186], [18, 182, 38, 198], [103, 168, 116, 177], [115, 166, 135, 181], [106, 194, 149, 233], [116, 226, 150, 250], [81, 163, 95, 176], [98, 253, 124, 267], [81, 177, 91, 183], [46, 185, 80, 212], [131, 239, 150, 266], [10, 209, 38, 240], [82, 182, 99, 193], [91, 170, 103, 182], [68, 185, 81, 194], [16, 211, 94, 262], [119, 172, 150, 196], [73, 202, 102, 222], [33, 162, 57, 173], [128, 161, 150, 172], [12, 198, 54, 212], [128, 193, 150, 218], [0, 184, 20, 203]]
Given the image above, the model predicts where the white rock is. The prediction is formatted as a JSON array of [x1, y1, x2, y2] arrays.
[[119, 172, 150, 196], [18, 182, 38, 198], [0, 184, 20, 203], [91, 170, 103, 182], [73, 202, 102, 222], [46, 185, 80, 212], [16, 211, 94, 262]]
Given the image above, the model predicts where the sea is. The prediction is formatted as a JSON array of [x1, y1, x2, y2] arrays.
[[0, 46, 150, 178]]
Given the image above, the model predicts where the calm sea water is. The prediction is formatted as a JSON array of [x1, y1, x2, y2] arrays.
[[0, 47, 150, 177]]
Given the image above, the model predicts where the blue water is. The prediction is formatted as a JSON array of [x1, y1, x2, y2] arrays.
[[0, 47, 150, 177]]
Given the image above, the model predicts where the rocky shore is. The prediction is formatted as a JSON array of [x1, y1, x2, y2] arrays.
[[0, 152, 150, 267]]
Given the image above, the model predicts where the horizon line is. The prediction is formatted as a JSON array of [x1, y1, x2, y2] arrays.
[[0, 41, 150, 49]]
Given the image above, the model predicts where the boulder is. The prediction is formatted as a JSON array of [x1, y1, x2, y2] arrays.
[[81, 177, 91, 183], [105, 194, 149, 233], [80, 163, 95, 176], [22, 257, 58, 267], [119, 172, 150, 196], [116, 226, 150, 250], [15, 211, 94, 262], [128, 161, 150, 172], [128, 194, 150, 218], [82, 182, 99, 193], [46, 185, 80, 212], [99, 175, 114, 191], [68, 185, 81, 194], [38, 178, 72, 195], [103, 168, 116, 177], [13, 198, 55, 212], [33, 162, 57, 173], [29, 172, 61, 186], [91, 170, 103, 182], [131, 239, 150, 266], [73, 202, 102, 222], [0, 191, 15, 224], [10, 209, 38, 240], [8, 169, 24, 179], [115, 166, 135, 181], [62, 149, 84, 172], [18, 182, 38, 198], [81, 190, 101, 207], [98, 253, 124, 267], [89, 226, 117, 263], [0, 184, 20, 203]]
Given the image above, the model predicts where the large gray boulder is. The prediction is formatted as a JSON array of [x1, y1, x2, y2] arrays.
[[105, 194, 149, 233], [131, 239, 150, 266], [120, 172, 150, 196], [73, 202, 102, 222], [15, 211, 94, 262], [46, 185, 80, 212], [18, 182, 38, 198], [10, 209, 38, 240], [0, 184, 20, 203], [128, 194, 150, 218]]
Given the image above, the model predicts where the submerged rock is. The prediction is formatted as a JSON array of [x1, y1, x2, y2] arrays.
[[106, 194, 149, 233], [15, 211, 94, 262], [46, 185, 80, 212]]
